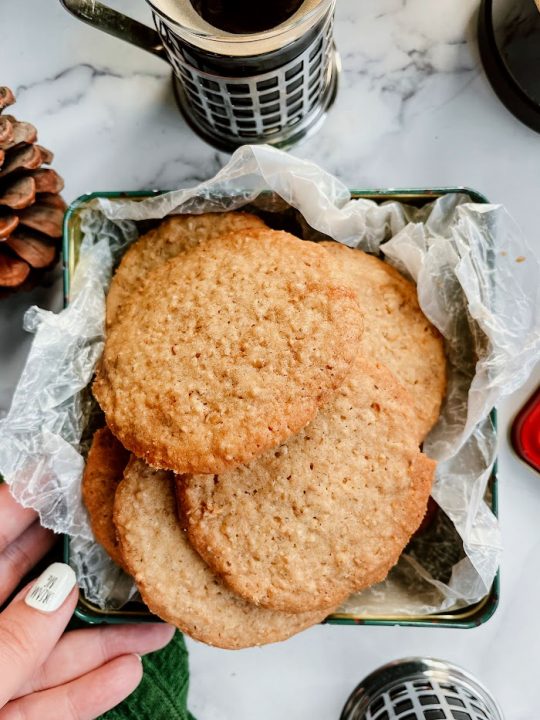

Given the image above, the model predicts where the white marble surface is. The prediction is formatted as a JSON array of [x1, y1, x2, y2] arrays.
[[1, 1, 539, 718]]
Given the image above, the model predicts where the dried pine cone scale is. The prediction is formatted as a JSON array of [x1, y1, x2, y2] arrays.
[[0, 176, 36, 209], [0, 117, 38, 149], [0, 252, 30, 287], [0, 213, 19, 238], [0, 170, 65, 210], [5, 229, 56, 269], [0, 86, 65, 292], [0, 144, 47, 178], [18, 201, 66, 237], [0, 87, 15, 111], [32, 168, 64, 194], [0, 116, 13, 145]]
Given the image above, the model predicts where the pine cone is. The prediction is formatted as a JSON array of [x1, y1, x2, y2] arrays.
[[0, 86, 66, 293]]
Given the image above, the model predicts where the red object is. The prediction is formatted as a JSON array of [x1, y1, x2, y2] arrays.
[[511, 386, 540, 473]]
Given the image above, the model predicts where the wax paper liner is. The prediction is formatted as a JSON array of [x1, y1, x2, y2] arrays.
[[1, 145, 539, 615]]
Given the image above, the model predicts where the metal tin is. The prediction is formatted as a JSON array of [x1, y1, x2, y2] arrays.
[[340, 657, 504, 720], [63, 187, 499, 628]]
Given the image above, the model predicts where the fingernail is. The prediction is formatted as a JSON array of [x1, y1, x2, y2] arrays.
[[25, 562, 77, 613]]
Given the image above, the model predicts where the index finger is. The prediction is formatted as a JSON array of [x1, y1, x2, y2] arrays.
[[0, 562, 78, 706], [0, 484, 38, 553]]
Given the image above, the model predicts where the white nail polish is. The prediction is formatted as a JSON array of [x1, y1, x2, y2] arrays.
[[25, 562, 77, 613]]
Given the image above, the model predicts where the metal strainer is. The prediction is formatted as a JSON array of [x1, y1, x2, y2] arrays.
[[340, 658, 504, 720]]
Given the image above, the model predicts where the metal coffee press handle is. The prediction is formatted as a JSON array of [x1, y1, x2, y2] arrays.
[[59, 0, 167, 59]]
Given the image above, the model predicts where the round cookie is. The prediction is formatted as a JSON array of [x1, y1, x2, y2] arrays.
[[94, 229, 364, 474], [82, 426, 130, 568], [178, 357, 436, 613], [113, 458, 334, 649], [106, 212, 267, 328], [319, 242, 446, 439]]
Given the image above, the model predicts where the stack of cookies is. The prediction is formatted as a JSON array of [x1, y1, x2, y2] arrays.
[[83, 211, 446, 649]]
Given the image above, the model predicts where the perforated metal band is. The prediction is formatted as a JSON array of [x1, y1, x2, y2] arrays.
[[154, 11, 337, 149], [341, 659, 504, 720]]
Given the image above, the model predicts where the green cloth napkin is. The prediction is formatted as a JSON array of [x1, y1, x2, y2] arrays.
[[101, 631, 195, 720]]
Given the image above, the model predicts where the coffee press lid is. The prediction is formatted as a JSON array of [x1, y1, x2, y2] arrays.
[[147, 0, 332, 55]]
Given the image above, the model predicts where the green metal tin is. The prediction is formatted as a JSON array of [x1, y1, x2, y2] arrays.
[[63, 187, 499, 629]]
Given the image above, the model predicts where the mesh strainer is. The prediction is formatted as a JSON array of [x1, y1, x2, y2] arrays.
[[340, 658, 504, 720]]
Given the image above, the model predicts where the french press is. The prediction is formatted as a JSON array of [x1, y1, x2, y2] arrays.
[[60, 0, 340, 152]]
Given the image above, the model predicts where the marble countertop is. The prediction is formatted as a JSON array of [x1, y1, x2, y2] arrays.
[[1, 1, 539, 718]]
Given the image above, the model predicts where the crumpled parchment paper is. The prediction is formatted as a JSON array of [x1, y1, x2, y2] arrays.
[[1, 145, 539, 615]]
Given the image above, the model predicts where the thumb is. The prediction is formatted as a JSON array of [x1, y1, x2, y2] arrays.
[[0, 562, 78, 707]]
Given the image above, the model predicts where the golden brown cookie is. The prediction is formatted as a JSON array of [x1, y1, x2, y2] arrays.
[[319, 242, 446, 438], [179, 357, 435, 613], [82, 426, 130, 568], [106, 212, 267, 328], [113, 458, 334, 649], [94, 229, 364, 474]]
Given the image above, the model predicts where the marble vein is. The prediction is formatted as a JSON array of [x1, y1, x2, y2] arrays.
[[13, 63, 168, 117]]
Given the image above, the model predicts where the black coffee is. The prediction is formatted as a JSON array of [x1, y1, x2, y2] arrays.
[[191, 0, 304, 34]]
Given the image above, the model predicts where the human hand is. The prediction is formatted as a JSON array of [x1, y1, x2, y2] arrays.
[[0, 483, 175, 719]]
